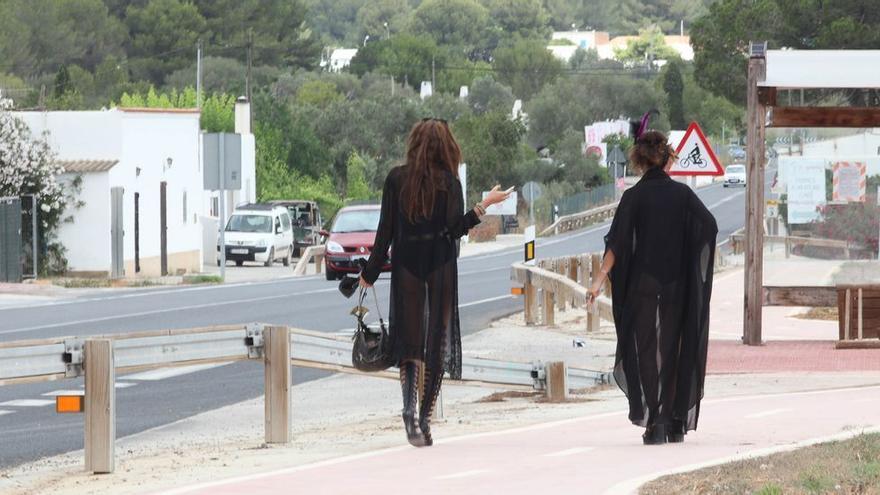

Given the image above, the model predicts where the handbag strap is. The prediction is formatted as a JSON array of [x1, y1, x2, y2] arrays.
[[357, 286, 386, 326]]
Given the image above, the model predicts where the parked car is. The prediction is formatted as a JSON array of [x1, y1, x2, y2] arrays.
[[219, 204, 294, 267], [268, 200, 323, 257], [723, 164, 747, 188], [321, 204, 391, 281], [728, 145, 746, 160]]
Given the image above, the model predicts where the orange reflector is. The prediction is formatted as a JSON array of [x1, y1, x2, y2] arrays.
[[511, 286, 525, 296], [56, 395, 84, 414]]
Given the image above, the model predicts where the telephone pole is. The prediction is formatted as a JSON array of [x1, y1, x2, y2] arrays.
[[246, 29, 253, 127], [196, 39, 202, 108]]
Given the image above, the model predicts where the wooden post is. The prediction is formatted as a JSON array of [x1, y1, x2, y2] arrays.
[[743, 50, 767, 346], [568, 257, 578, 283], [588, 253, 601, 333], [542, 288, 555, 326], [264, 326, 291, 444], [315, 252, 323, 274], [545, 361, 567, 402], [524, 274, 537, 325], [555, 261, 566, 311], [84, 339, 115, 474]]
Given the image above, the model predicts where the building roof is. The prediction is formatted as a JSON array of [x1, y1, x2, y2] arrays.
[[762, 50, 880, 89], [57, 159, 119, 173], [117, 107, 201, 114]]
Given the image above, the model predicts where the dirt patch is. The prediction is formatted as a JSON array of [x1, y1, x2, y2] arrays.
[[793, 307, 839, 321], [475, 390, 543, 403], [640, 432, 880, 495]]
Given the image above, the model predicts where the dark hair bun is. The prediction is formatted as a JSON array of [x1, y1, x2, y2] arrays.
[[630, 130, 672, 172]]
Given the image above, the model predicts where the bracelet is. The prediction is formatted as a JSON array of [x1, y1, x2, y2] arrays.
[[474, 203, 487, 216]]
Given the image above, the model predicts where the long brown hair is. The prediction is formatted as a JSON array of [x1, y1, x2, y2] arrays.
[[629, 130, 677, 174], [401, 118, 462, 223]]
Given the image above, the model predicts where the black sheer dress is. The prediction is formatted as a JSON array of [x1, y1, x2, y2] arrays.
[[604, 167, 718, 432], [362, 165, 480, 380]]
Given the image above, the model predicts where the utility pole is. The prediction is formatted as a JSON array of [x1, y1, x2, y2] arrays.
[[196, 39, 202, 108], [246, 29, 253, 127]]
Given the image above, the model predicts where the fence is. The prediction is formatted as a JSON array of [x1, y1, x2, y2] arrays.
[[292, 245, 325, 276], [556, 184, 617, 217], [729, 231, 856, 258], [0, 322, 609, 473], [539, 202, 618, 237], [510, 253, 614, 332]]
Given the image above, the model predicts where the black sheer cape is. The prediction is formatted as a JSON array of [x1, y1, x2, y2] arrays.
[[362, 166, 480, 380], [604, 168, 718, 431]]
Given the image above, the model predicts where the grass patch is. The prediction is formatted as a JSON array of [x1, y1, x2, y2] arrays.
[[793, 307, 838, 321], [54, 278, 112, 288], [640, 432, 880, 495], [183, 275, 223, 285]]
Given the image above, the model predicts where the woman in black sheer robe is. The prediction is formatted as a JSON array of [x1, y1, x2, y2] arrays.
[[360, 119, 511, 447], [588, 131, 718, 445]]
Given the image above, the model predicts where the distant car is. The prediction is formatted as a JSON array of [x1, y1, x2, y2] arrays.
[[723, 164, 747, 188], [268, 200, 323, 257], [322, 205, 391, 281], [728, 146, 746, 160], [219, 204, 294, 267]]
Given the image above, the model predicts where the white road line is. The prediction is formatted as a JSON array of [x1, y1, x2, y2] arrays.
[[0, 287, 339, 336], [0, 399, 55, 407], [458, 266, 510, 276], [0, 410, 14, 416], [122, 363, 229, 381], [41, 390, 85, 397], [459, 295, 515, 308], [744, 408, 791, 419], [707, 190, 744, 210], [543, 446, 596, 457], [434, 469, 490, 480]]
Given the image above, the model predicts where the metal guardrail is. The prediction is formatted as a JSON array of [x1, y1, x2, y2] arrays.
[[729, 230, 856, 258], [539, 202, 618, 237]]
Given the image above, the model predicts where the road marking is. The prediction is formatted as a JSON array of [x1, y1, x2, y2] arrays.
[[0, 410, 13, 416], [707, 190, 744, 210], [0, 287, 339, 336], [434, 469, 490, 480], [42, 390, 85, 397], [123, 363, 229, 381], [0, 399, 55, 407], [744, 408, 791, 419], [459, 295, 515, 308], [543, 446, 596, 457], [458, 266, 510, 276]]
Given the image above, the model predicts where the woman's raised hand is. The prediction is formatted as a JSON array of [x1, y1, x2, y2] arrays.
[[483, 185, 514, 206]]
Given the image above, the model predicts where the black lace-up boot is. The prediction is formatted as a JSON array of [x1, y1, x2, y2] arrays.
[[400, 362, 427, 447], [418, 368, 443, 447]]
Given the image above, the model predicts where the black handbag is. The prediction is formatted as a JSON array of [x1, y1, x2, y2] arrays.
[[351, 286, 393, 372]]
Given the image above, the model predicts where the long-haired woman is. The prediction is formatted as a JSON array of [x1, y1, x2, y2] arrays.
[[360, 118, 511, 447], [588, 130, 718, 445]]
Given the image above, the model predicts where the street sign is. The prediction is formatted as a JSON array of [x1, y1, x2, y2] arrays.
[[787, 158, 826, 225], [606, 146, 626, 167], [522, 181, 542, 202], [203, 133, 242, 191], [668, 122, 724, 176], [765, 199, 779, 218], [482, 191, 517, 215]]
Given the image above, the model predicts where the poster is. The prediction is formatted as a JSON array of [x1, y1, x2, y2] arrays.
[[832, 161, 866, 202], [785, 158, 826, 225]]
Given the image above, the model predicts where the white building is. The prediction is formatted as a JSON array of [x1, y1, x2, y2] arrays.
[[16, 106, 256, 278], [548, 31, 693, 63], [324, 49, 359, 72]]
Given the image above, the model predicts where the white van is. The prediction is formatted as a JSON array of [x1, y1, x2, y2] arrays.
[[220, 204, 295, 267]]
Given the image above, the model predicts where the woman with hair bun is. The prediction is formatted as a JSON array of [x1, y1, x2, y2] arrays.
[[588, 129, 718, 445]]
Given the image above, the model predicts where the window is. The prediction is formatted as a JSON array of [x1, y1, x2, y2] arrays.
[[331, 209, 381, 233], [226, 214, 272, 233], [281, 212, 291, 231]]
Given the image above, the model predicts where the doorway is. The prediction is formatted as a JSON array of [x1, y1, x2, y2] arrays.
[[134, 192, 140, 273], [110, 187, 124, 279]]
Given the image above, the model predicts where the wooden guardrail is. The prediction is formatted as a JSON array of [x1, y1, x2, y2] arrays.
[[539, 202, 618, 237], [292, 244, 325, 276], [511, 254, 613, 331], [762, 285, 879, 348], [730, 232, 854, 258]]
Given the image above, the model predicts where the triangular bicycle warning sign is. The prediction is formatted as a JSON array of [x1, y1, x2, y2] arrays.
[[668, 122, 724, 176]]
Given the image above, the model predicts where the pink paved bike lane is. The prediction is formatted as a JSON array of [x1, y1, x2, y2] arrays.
[[158, 385, 880, 495]]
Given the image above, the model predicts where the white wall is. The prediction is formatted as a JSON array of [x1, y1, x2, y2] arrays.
[[802, 131, 880, 173], [117, 110, 203, 273], [57, 172, 111, 272], [16, 111, 123, 160]]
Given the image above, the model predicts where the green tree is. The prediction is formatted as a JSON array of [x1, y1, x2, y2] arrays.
[[614, 25, 679, 64], [662, 60, 686, 129], [467, 76, 515, 115], [193, 0, 320, 69], [492, 38, 564, 100], [355, 0, 412, 41], [296, 80, 344, 108], [453, 111, 529, 197], [349, 34, 442, 91], [124, 0, 207, 84], [554, 128, 608, 187], [410, 0, 490, 47], [481, 0, 550, 40]]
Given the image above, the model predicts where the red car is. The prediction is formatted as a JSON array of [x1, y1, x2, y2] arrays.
[[321, 205, 391, 280]]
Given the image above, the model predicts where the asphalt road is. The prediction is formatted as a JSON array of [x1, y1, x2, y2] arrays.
[[0, 180, 748, 469]]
